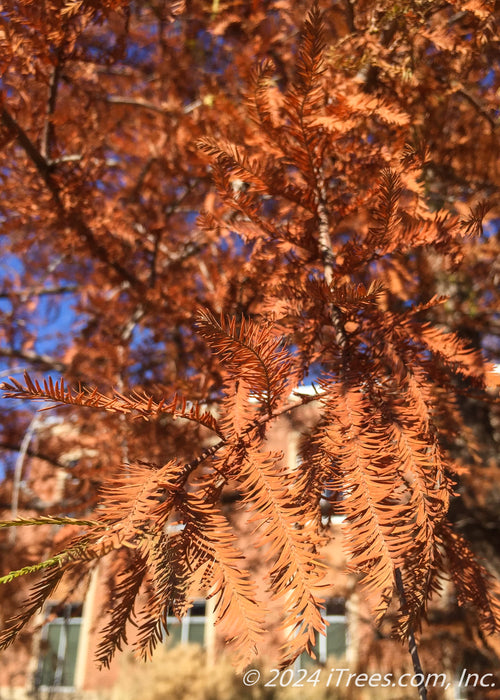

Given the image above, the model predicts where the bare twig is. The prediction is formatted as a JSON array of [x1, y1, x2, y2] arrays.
[[0, 441, 73, 473], [315, 171, 348, 350], [0, 367, 27, 379], [102, 95, 167, 114], [119, 306, 145, 344], [0, 285, 78, 300], [395, 568, 428, 700], [99, 95, 203, 115], [454, 86, 497, 132], [0, 349, 67, 373], [41, 58, 61, 160], [47, 154, 83, 165], [344, 0, 356, 33]]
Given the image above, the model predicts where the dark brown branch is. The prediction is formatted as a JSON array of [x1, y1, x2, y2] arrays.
[[151, 391, 322, 510], [0, 285, 78, 300], [0, 441, 67, 472], [455, 87, 496, 132], [315, 173, 348, 350], [395, 568, 428, 700], [0, 106, 146, 294], [344, 0, 356, 33], [0, 349, 67, 373], [0, 106, 54, 179], [41, 58, 61, 160], [179, 391, 320, 483]]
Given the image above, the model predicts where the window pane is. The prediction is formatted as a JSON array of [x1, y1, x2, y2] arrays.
[[61, 624, 81, 686], [299, 619, 347, 668], [39, 624, 62, 686], [39, 622, 82, 688], [326, 598, 345, 616], [164, 603, 206, 648], [165, 621, 182, 647], [300, 634, 319, 668], [188, 622, 205, 646], [191, 601, 206, 616], [326, 622, 346, 658]]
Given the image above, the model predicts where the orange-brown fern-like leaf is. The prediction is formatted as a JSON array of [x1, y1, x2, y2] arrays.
[[307, 279, 386, 311], [283, 3, 327, 181], [197, 138, 275, 195], [0, 529, 121, 651], [403, 321, 485, 385], [441, 523, 500, 635], [366, 168, 403, 252], [96, 550, 149, 668], [0, 567, 66, 650], [0, 460, 185, 654], [132, 528, 211, 661], [218, 378, 256, 437], [180, 488, 266, 669], [234, 445, 327, 664], [320, 384, 416, 621], [1, 373, 221, 436], [289, 2, 326, 105], [196, 311, 294, 415], [460, 200, 492, 238], [245, 59, 285, 145], [387, 420, 450, 633], [97, 460, 183, 541]]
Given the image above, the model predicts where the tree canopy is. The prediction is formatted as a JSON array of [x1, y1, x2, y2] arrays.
[[0, 0, 499, 686]]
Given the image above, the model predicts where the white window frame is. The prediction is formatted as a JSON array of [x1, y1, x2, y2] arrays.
[[297, 598, 347, 669], [37, 603, 82, 692], [315, 612, 347, 664], [166, 599, 206, 647]]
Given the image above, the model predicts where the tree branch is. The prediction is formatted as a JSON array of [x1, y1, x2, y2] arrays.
[[0, 106, 54, 181], [454, 86, 497, 132], [344, 0, 356, 33], [315, 171, 348, 350], [41, 58, 61, 160], [395, 568, 428, 700], [179, 391, 321, 482], [149, 390, 324, 508], [0, 106, 146, 294], [103, 95, 167, 114], [99, 95, 203, 115], [0, 285, 78, 300], [0, 441, 67, 472], [0, 349, 67, 373]]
